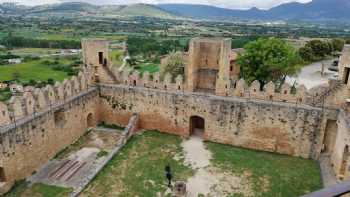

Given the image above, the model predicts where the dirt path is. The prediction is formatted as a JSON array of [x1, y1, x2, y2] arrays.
[[181, 130, 254, 197]]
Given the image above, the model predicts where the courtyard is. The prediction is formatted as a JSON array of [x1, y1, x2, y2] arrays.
[[81, 130, 322, 197], [4, 130, 322, 197]]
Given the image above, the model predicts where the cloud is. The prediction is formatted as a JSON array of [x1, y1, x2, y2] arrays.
[[0, 0, 312, 9]]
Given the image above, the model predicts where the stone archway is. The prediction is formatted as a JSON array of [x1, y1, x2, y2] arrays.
[[87, 113, 95, 128], [190, 116, 205, 137], [339, 145, 349, 179]]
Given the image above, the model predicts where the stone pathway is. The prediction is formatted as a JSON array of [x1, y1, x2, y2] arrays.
[[182, 130, 213, 196]]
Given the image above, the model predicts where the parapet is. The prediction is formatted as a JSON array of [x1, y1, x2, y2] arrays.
[[112, 68, 308, 105], [0, 71, 90, 126]]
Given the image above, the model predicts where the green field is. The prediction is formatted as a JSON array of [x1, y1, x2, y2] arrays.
[[135, 63, 160, 74], [0, 59, 70, 83], [9, 48, 62, 57]]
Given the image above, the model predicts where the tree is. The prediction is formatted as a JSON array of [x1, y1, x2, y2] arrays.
[[160, 51, 185, 80], [237, 38, 302, 86], [331, 38, 345, 52], [299, 46, 315, 62], [305, 40, 331, 59]]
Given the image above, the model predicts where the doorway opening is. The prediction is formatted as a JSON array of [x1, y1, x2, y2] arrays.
[[190, 116, 205, 137], [0, 167, 6, 182], [339, 145, 349, 180], [322, 120, 338, 154], [87, 113, 95, 128], [98, 52, 104, 65], [344, 67, 350, 84]]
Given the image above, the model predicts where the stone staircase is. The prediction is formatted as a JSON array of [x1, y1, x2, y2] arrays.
[[49, 159, 87, 182], [98, 64, 118, 83]]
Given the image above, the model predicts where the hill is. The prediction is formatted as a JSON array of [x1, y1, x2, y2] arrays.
[[158, 0, 350, 22], [0, 2, 179, 19]]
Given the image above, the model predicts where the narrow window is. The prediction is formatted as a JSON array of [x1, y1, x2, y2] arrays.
[[98, 52, 104, 64]]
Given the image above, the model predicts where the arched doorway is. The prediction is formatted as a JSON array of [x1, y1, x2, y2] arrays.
[[87, 113, 94, 128], [339, 145, 349, 179], [190, 116, 205, 137]]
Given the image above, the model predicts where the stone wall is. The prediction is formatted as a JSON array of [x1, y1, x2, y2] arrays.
[[329, 110, 350, 180], [0, 71, 99, 194], [114, 68, 310, 105], [99, 84, 326, 160]]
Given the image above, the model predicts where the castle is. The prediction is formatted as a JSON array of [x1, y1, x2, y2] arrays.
[[1, 37, 350, 195]]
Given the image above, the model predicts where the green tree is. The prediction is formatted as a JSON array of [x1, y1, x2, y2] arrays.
[[160, 51, 185, 80], [331, 38, 345, 52], [305, 40, 331, 59], [237, 38, 302, 86], [299, 46, 315, 62]]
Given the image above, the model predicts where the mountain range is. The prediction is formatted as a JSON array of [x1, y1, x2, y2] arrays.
[[0, 2, 178, 19], [0, 0, 349, 22], [158, 0, 350, 22]]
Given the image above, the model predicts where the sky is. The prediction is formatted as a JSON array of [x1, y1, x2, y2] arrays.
[[0, 0, 313, 10]]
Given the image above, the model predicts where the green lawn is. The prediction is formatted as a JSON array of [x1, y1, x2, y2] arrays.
[[206, 142, 322, 197], [81, 131, 194, 197], [135, 63, 160, 74], [4, 181, 72, 197], [0, 88, 11, 102], [0, 60, 70, 83], [109, 50, 124, 66]]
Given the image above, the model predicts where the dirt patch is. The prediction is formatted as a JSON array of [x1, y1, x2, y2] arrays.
[[181, 134, 254, 197]]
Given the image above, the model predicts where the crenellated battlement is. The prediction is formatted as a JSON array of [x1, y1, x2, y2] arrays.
[[110, 69, 309, 105], [0, 71, 91, 127], [112, 69, 185, 91]]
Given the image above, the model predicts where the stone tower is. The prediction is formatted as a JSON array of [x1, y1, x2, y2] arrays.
[[82, 38, 116, 84], [186, 38, 232, 96], [339, 44, 350, 87]]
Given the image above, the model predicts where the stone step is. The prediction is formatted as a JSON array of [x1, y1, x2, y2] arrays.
[[65, 162, 87, 181], [55, 161, 79, 180], [49, 160, 71, 178]]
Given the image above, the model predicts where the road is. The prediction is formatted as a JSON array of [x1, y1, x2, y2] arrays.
[[286, 59, 338, 89]]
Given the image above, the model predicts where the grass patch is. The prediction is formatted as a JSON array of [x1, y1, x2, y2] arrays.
[[135, 62, 159, 74], [97, 150, 109, 158], [109, 50, 124, 66], [206, 142, 322, 197], [0, 60, 69, 83], [9, 48, 61, 56], [4, 181, 72, 197], [81, 131, 194, 197], [0, 87, 11, 102]]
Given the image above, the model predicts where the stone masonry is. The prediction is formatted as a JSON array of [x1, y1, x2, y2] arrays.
[[1, 38, 350, 194]]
